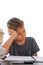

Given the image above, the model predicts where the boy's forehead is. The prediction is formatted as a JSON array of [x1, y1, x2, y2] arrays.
[[16, 27, 25, 32]]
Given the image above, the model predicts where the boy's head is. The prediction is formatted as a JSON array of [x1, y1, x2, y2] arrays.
[[7, 17, 26, 42]]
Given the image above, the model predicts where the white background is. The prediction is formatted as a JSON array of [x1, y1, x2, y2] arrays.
[[0, 0, 43, 56]]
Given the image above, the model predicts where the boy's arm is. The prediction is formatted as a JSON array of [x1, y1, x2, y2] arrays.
[[32, 53, 38, 56], [2, 30, 17, 55]]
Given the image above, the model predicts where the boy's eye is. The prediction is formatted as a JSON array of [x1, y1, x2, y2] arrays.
[[18, 33, 21, 35]]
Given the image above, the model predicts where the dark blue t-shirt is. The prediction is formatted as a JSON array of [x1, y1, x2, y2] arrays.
[[9, 37, 40, 56]]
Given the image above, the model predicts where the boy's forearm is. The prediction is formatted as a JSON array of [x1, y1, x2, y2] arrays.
[[2, 37, 14, 54]]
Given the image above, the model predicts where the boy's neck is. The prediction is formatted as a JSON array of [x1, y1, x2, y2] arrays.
[[16, 39, 25, 45]]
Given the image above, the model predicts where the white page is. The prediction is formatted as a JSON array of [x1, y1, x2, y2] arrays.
[[33, 56, 43, 62]]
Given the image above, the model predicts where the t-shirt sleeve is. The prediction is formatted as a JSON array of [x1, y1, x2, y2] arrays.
[[31, 37, 40, 55]]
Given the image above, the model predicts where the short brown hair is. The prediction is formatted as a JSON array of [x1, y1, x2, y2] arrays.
[[7, 17, 24, 30]]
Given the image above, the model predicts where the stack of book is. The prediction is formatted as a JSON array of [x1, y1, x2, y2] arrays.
[[0, 28, 5, 59]]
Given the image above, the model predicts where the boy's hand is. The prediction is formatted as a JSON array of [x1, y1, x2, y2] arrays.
[[11, 30, 17, 40], [8, 29, 18, 40]]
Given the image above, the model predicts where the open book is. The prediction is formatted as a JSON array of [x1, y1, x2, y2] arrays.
[[5, 56, 34, 63]]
